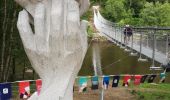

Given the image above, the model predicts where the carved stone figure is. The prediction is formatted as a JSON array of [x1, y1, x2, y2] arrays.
[[15, 0, 89, 100]]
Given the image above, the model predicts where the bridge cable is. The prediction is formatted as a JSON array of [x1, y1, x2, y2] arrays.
[[125, 28, 128, 49], [118, 27, 121, 46], [101, 55, 130, 71], [166, 34, 169, 59], [152, 32, 156, 67], [120, 27, 125, 49], [139, 30, 143, 59], [149, 30, 163, 70], [146, 31, 150, 48]]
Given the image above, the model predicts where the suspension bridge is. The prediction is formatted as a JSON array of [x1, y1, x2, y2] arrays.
[[93, 6, 170, 70]]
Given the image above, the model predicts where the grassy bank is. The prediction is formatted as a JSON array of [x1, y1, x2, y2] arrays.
[[74, 83, 170, 100], [130, 83, 170, 100]]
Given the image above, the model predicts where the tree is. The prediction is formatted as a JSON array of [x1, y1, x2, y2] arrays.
[[158, 2, 170, 26], [0, 0, 16, 82], [0, 0, 30, 82], [140, 2, 170, 26], [140, 2, 159, 26], [146, 0, 170, 4], [103, 0, 128, 22], [124, 0, 146, 17]]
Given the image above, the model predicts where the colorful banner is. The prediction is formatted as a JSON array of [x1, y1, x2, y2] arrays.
[[148, 75, 157, 83], [36, 79, 42, 95], [103, 76, 110, 89], [112, 76, 120, 87], [160, 73, 166, 83], [91, 76, 99, 90], [0, 73, 165, 99], [0, 83, 12, 100], [19, 81, 30, 99], [140, 75, 148, 83], [134, 75, 142, 85], [123, 75, 131, 87], [79, 77, 88, 92]]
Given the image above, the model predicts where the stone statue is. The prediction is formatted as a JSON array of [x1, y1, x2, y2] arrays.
[[15, 0, 89, 100]]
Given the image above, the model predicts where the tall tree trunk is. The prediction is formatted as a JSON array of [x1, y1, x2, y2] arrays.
[[12, 57, 16, 81], [0, 0, 7, 82], [4, 54, 11, 82], [4, 3, 17, 82]]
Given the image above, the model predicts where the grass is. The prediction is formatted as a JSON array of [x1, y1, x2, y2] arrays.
[[136, 91, 170, 100], [130, 83, 170, 100], [139, 83, 170, 91]]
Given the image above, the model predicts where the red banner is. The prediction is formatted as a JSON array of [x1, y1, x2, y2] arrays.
[[19, 81, 30, 99], [134, 75, 142, 85], [123, 75, 131, 87], [36, 79, 42, 95]]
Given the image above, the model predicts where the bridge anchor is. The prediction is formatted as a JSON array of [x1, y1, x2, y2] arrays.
[[138, 57, 148, 62], [124, 48, 131, 52], [130, 52, 138, 56], [150, 66, 163, 70]]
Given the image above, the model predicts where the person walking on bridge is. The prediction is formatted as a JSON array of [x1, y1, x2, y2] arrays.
[[124, 25, 133, 44]]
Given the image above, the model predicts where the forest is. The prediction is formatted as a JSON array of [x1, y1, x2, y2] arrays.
[[1, 0, 170, 82], [91, 0, 170, 26]]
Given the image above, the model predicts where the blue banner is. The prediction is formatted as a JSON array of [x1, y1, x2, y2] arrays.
[[112, 76, 120, 87], [148, 75, 157, 83], [91, 76, 99, 89], [0, 83, 12, 100], [79, 77, 88, 92], [103, 76, 110, 89]]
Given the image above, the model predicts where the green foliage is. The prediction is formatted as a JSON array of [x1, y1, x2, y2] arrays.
[[146, 0, 170, 3], [103, 0, 128, 22], [140, 2, 159, 26], [81, 9, 95, 37], [100, 0, 170, 27], [87, 24, 94, 37], [124, 0, 146, 17], [140, 2, 170, 26], [157, 2, 170, 26], [81, 10, 91, 20]]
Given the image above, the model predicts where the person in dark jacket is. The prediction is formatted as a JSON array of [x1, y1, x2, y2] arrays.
[[124, 25, 133, 44]]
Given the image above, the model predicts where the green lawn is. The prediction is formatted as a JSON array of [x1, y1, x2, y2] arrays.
[[130, 83, 170, 100]]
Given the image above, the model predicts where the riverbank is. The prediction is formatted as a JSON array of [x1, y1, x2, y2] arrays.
[[74, 83, 170, 100], [91, 33, 108, 42]]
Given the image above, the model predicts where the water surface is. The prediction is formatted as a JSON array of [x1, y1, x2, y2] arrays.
[[79, 41, 170, 83]]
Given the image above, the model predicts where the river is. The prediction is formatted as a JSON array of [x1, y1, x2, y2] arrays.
[[79, 41, 170, 83]]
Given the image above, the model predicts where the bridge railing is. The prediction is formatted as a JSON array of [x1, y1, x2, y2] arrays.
[[130, 28, 170, 57]]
